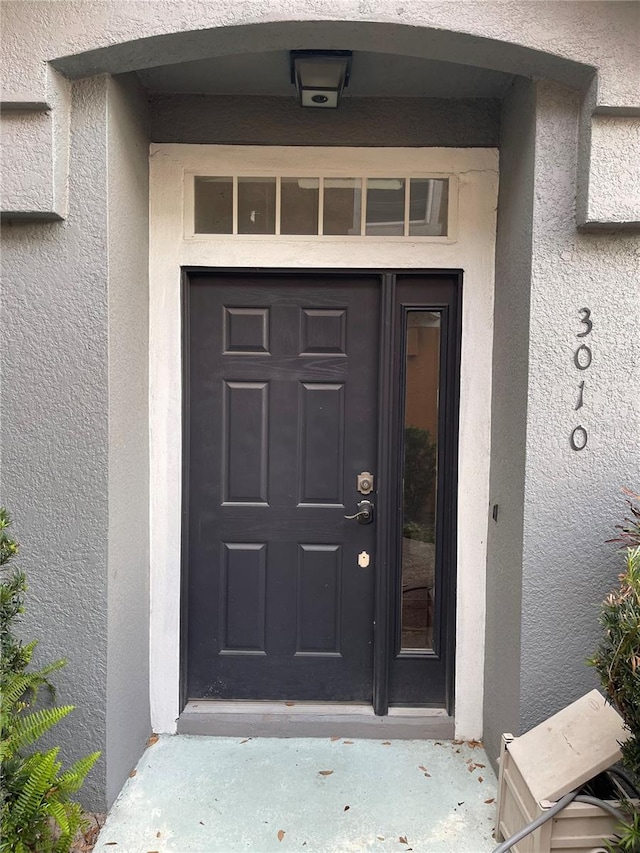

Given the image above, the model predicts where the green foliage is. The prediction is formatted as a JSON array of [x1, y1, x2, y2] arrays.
[[589, 546, 640, 777], [403, 426, 437, 526], [606, 809, 640, 853], [0, 508, 100, 853], [609, 491, 640, 550]]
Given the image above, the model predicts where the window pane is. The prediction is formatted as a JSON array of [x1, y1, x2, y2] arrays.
[[238, 177, 276, 234], [401, 311, 440, 651], [409, 178, 449, 236], [194, 177, 233, 234], [323, 178, 362, 236], [365, 178, 405, 236], [281, 178, 319, 235]]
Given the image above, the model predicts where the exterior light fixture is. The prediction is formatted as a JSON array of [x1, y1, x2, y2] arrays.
[[290, 50, 352, 108]]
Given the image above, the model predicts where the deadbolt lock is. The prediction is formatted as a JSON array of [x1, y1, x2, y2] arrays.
[[357, 471, 374, 495]]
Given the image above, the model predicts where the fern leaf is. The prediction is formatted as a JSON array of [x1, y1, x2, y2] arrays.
[[12, 748, 59, 823], [56, 751, 101, 795], [48, 799, 70, 836], [53, 802, 84, 853], [0, 672, 35, 708], [8, 705, 74, 752]]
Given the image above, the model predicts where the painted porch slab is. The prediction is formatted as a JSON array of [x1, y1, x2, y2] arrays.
[[94, 735, 497, 852]]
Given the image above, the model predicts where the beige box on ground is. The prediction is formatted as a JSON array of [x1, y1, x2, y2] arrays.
[[495, 690, 632, 852]]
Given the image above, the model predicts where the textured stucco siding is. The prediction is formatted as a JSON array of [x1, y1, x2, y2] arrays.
[[0, 77, 110, 808], [0, 73, 152, 810], [519, 81, 640, 732], [105, 73, 151, 808], [2, 2, 639, 222], [151, 95, 500, 147], [483, 78, 535, 765]]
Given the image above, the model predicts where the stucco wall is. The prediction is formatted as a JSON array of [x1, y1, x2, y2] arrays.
[[0, 73, 152, 810], [484, 78, 640, 763], [106, 73, 151, 807], [519, 80, 640, 731], [151, 95, 500, 147], [2, 2, 639, 223], [483, 77, 535, 764], [0, 77, 110, 808]]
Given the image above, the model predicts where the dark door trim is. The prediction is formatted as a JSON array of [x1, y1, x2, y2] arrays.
[[180, 267, 462, 716]]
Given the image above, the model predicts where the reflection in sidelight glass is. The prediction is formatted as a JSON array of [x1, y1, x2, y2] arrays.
[[194, 177, 233, 233], [401, 311, 441, 651], [281, 178, 319, 235], [238, 177, 276, 234], [323, 178, 362, 235], [365, 178, 405, 236]]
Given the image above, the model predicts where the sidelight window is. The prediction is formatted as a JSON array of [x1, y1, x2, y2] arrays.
[[401, 310, 441, 652]]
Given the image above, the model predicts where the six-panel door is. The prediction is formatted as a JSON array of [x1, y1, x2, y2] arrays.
[[185, 273, 380, 701]]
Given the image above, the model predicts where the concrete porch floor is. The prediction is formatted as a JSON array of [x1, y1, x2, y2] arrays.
[[94, 735, 498, 852]]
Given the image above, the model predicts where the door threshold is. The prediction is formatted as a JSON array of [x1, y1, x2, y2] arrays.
[[178, 701, 454, 739]]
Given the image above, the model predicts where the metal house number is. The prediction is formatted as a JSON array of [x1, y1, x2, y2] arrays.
[[570, 308, 592, 451]]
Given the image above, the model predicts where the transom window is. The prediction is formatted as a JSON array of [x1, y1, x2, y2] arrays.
[[190, 175, 450, 238]]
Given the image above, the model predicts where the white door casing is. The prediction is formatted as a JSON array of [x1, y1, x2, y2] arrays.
[[149, 145, 498, 736]]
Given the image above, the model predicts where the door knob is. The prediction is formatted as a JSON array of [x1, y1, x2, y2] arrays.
[[344, 500, 374, 525]]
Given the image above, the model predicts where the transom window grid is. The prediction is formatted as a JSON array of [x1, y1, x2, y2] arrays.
[[186, 174, 454, 240]]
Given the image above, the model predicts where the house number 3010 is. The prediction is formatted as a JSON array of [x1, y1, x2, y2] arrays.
[[570, 308, 592, 451]]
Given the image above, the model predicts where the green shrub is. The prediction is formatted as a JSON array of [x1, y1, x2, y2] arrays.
[[589, 545, 640, 778], [0, 508, 100, 853], [608, 490, 640, 550], [590, 494, 640, 852]]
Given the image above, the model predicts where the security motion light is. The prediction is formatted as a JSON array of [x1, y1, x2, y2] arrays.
[[290, 50, 352, 108]]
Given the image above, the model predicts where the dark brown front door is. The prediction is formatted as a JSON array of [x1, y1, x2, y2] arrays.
[[185, 272, 379, 701], [184, 270, 460, 711]]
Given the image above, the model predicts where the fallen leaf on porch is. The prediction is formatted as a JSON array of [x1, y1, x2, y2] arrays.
[[376, 836, 385, 841], [146, 734, 159, 747], [199, 821, 204, 825], [474, 763, 485, 769], [330, 736, 341, 742], [381, 741, 391, 746], [343, 740, 354, 745], [423, 771, 431, 777], [344, 805, 350, 811], [277, 830, 285, 841], [156, 832, 161, 838], [399, 836, 408, 844], [239, 739, 250, 744], [453, 738, 464, 744], [318, 770, 334, 776], [467, 739, 483, 748], [467, 764, 474, 772], [285, 701, 295, 706], [478, 776, 484, 783], [484, 798, 495, 804], [128, 769, 137, 778]]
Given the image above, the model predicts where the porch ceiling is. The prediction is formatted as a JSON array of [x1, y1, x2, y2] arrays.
[[136, 50, 514, 99]]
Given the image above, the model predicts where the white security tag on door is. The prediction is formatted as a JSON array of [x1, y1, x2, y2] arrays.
[[358, 551, 370, 568]]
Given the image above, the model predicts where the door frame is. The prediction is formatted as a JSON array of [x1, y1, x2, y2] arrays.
[[150, 144, 498, 739], [180, 269, 461, 716]]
